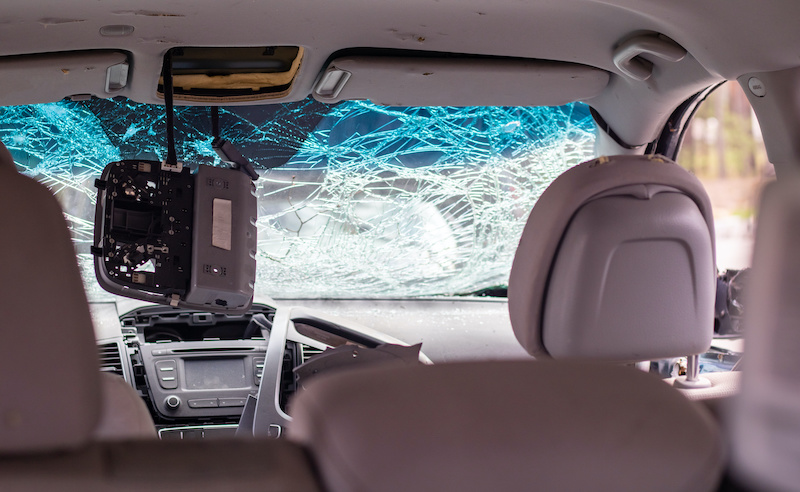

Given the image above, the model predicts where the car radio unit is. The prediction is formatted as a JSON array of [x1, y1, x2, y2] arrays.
[[141, 341, 266, 419]]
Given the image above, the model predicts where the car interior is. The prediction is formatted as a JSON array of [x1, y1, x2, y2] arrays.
[[1, 0, 799, 491]]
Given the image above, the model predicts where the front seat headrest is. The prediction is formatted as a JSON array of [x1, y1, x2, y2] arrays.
[[508, 154, 716, 362]]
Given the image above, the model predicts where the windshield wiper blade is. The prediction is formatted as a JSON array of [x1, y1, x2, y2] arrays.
[[457, 285, 508, 298]]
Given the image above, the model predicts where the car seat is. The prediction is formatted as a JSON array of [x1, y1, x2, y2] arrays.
[[729, 178, 800, 491], [0, 140, 155, 441], [287, 154, 726, 492], [289, 355, 725, 491], [0, 141, 320, 491]]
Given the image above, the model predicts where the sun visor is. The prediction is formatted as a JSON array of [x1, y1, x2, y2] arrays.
[[312, 56, 609, 106], [0, 50, 129, 106]]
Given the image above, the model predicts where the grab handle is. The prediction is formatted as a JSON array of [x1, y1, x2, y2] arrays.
[[613, 35, 687, 81]]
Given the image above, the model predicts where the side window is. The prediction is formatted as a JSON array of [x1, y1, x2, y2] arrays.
[[679, 81, 774, 271]]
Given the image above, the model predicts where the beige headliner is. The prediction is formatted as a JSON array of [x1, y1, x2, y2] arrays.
[[0, 0, 798, 152]]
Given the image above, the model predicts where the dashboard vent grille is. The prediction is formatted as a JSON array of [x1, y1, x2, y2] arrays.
[[279, 342, 301, 411], [279, 343, 326, 412], [301, 344, 323, 363], [97, 342, 124, 378]]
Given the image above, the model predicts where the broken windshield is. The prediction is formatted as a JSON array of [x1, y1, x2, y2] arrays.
[[0, 96, 595, 299]]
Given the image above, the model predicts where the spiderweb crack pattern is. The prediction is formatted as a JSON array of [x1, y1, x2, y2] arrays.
[[0, 97, 594, 299]]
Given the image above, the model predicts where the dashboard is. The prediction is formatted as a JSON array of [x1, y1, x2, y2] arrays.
[[90, 297, 740, 439], [92, 300, 453, 439]]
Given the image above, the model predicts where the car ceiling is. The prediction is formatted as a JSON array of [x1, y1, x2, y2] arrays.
[[1, 0, 799, 150]]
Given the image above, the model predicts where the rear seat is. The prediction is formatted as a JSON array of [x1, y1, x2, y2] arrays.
[[0, 141, 320, 492], [0, 439, 320, 492]]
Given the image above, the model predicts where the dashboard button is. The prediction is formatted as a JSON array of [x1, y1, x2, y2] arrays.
[[188, 398, 219, 408], [165, 395, 181, 409], [159, 428, 181, 440], [268, 424, 282, 438], [219, 398, 246, 408], [156, 360, 178, 389], [254, 357, 264, 386]]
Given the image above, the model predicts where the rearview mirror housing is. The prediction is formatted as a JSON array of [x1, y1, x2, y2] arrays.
[[93, 160, 257, 313]]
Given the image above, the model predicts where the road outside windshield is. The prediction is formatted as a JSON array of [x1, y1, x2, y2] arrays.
[[0, 96, 595, 299]]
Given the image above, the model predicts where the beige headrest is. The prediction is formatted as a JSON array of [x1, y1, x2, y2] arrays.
[[508, 155, 716, 360], [0, 141, 101, 454], [289, 360, 725, 492]]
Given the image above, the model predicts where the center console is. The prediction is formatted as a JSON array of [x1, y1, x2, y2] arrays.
[[116, 302, 420, 440], [141, 341, 266, 419]]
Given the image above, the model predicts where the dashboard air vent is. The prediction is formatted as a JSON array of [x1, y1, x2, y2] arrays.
[[97, 342, 124, 378], [301, 344, 323, 363], [279, 342, 301, 411], [278, 343, 325, 412]]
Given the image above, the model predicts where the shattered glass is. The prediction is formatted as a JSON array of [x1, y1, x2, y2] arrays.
[[0, 96, 595, 299]]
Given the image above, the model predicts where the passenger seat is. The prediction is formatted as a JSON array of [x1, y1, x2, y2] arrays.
[[728, 178, 800, 490], [0, 141, 320, 491], [287, 154, 726, 492], [289, 359, 725, 491]]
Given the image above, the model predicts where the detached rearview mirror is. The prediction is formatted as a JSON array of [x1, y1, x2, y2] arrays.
[[92, 160, 257, 313]]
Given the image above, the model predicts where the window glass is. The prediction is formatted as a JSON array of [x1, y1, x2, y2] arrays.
[[680, 81, 773, 271], [1, 97, 596, 299]]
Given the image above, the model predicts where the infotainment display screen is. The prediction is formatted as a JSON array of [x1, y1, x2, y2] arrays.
[[184, 357, 248, 389]]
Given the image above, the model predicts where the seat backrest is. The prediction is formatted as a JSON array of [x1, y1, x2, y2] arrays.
[[0, 438, 321, 492], [729, 178, 800, 491], [508, 154, 716, 362], [0, 141, 100, 454], [289, 360, 725, 492], [94, 373, 157, 440], [0, 141, 321, 491], [0, 140, 155, 446]]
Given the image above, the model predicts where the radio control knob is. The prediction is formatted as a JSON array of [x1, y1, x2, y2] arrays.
[[165, 395, 181, 409]]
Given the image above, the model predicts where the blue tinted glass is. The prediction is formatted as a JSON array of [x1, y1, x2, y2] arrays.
[[0, 97, 595, 298]]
